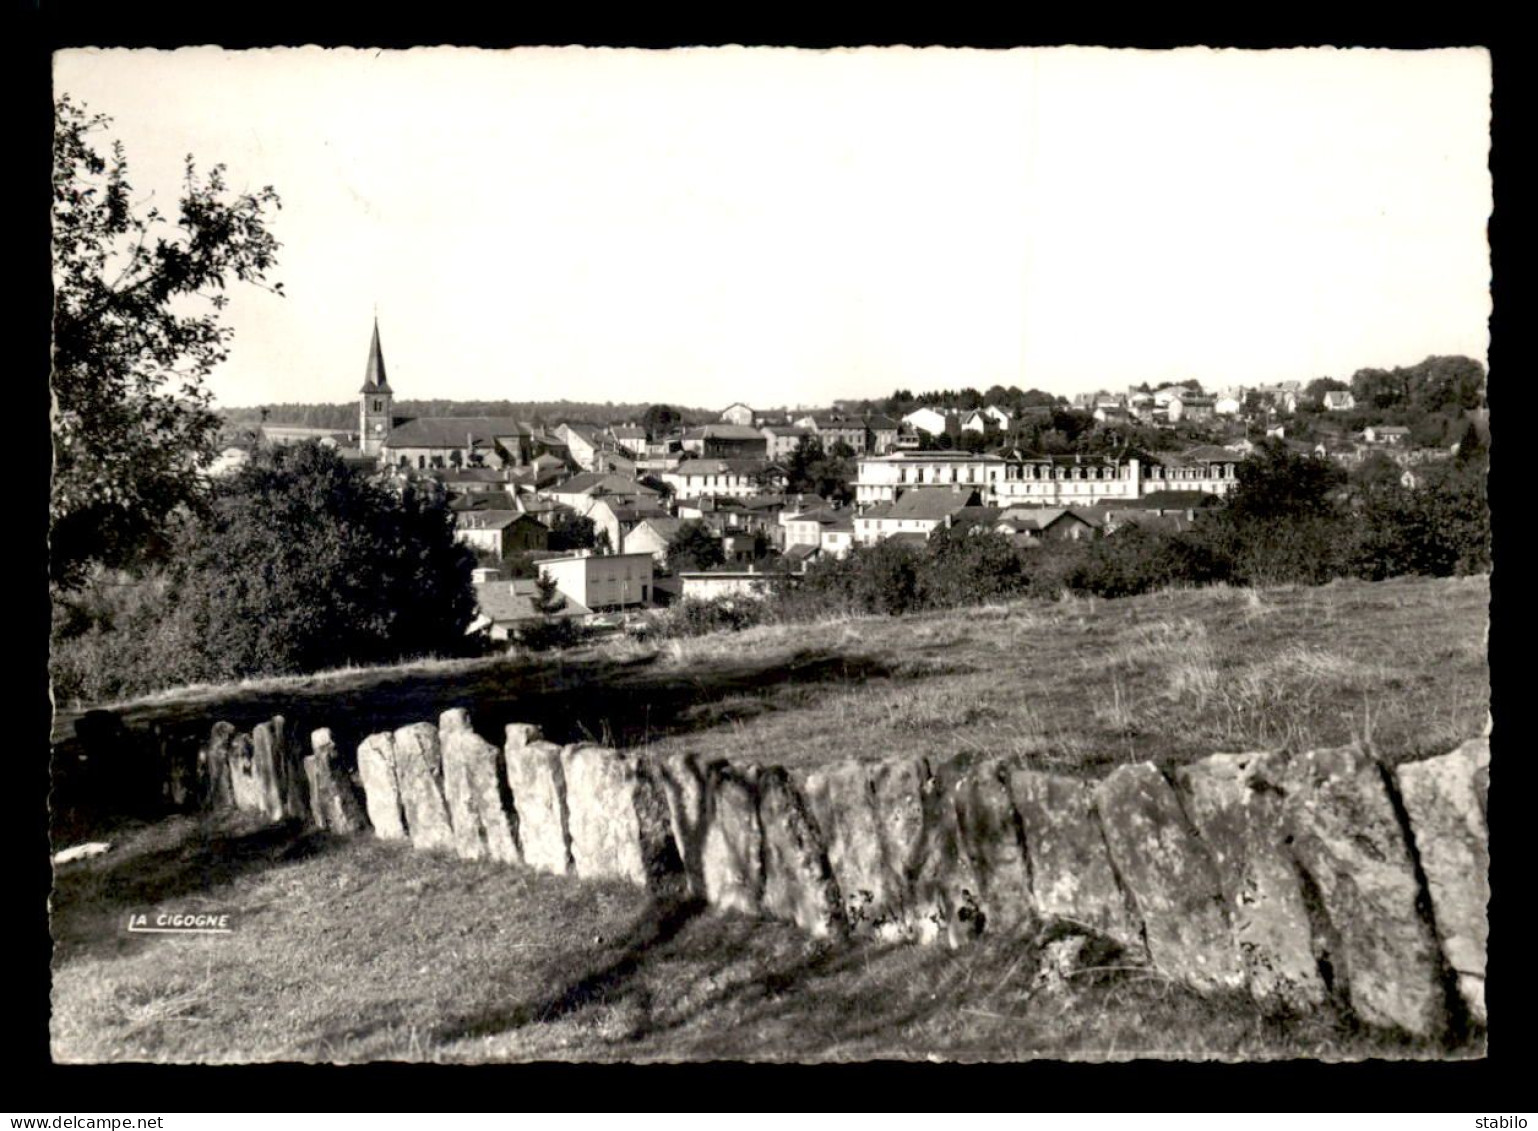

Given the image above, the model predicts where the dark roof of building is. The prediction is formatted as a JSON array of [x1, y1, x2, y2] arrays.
[[1001, 451, 1129, 466], [359, 319, 393, 395], [441, 468, 511, 484], [953, 506, 1003, 527], [865, 414, 900, 430], [787, 508, 846, 527], [999, 507, 1102, 532], [548, 472, 658, 497], [382, 417, 529, 449], [682, 424, 767, 441], [868, 450, 1007, 463], [596, 501, 672, 522], [885, 487, 981, 520], [474, 578, 590, 624], [455, 510, 521, 531], [738, 493, 789, 511], [1119, 490, 1221, 509], [670, 458, 772, 476], [784, 543, 821, 562], [514, 495, 570, 515], [632, 516, 683, 539], [887, 532, 931, 546]]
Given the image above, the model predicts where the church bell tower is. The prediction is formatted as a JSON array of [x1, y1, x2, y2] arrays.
[[359, 317, 394, 456]]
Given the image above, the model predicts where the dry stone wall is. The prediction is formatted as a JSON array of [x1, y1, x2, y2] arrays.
[[99, 707, 1489, 1042]]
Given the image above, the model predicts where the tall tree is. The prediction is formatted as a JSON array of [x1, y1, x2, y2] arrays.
[[138, 443, 477, 686], [665, 521, 725, 573], [642, 404, 682, 439], [50, 96, 284, 589]]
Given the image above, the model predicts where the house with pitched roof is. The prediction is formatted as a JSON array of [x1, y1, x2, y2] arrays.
[[453, 510, 551, 558], [681, 424, 770, 459], [662, 458, 781, 500], [853, 487, 981, 546], [719, 403, 758, 427], [761, 424, 815, 460], [995, 506, 1103, 544], [585, 496, 672, 558], [469, 574, 591, 642], [542, 472, 660, 510], [901, 406, 951, 438], [623, 516, 684, 563]]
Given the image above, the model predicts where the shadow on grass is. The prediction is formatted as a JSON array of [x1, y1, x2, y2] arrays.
[[53, 647, 908, 803], [426, 895, 711, 1046], [50, 815, 342, 965]]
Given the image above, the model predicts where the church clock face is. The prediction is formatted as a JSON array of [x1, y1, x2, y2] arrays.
[[373, 422, 385, 433]]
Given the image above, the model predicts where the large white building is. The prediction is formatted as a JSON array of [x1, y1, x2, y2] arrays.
[[538, 551, 655, 612], [854, 448, 1241, 511], [854, 451, 1009, 506]]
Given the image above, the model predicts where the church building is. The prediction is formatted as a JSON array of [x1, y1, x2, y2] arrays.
[[355, 319, 555, 471]]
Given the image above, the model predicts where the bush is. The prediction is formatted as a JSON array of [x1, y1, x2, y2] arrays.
[[1065, 524, 1229, 598], [652, 595, 775, 639], [49, 442, 479, 703], [513, 618, 583, 652], [914, 524, 1028, 607]]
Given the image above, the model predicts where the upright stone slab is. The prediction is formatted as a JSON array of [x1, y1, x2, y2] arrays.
[[869, 758, 932, 943], [1095, 763, 1244, 992], [392, 722, 455, 853], [227, 732, 265, 815], [953, 764, 1034, 935], [439, 709, 520, 865], [797, 760, 904, 936], [200, 721, 237, 810], [1258, 744, 1448, 1037], [701, 763, 763, 916], [657, 752, 710, 896], [757, 766, 845, 938], [505, 730, 571, 876], [1396, 737, 1490, 1026], [304, 728, 369, 835], [252, 716, 309, 822], [1176, 753, 1327, 1014], [356, 732, 408, 841], [1007, 768, 1141, 950], [907, 762, 986, 948], [560, 744, 679, 890]]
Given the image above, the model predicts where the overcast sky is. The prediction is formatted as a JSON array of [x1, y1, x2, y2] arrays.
[[53, 46, 1491, 412]]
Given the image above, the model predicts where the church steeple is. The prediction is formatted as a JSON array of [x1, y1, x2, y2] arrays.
[[359, 317, 393, 395], [359, 317, 394, 457]]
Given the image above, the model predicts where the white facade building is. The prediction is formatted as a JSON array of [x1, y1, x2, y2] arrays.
[[901, 407, 950, 437], [538, 551, 655, 611], [854, 451, 1009, 506]]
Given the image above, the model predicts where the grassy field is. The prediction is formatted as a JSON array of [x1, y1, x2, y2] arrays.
[[49, 573, 1490, 1062], [54, 572, 1491, 779]]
